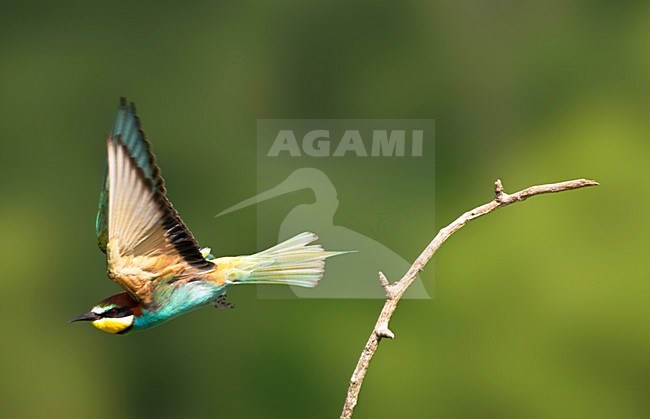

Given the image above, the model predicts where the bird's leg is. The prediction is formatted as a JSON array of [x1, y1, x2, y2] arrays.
[[214, 293, 235, 309]]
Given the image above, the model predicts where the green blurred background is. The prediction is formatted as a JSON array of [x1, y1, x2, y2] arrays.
[[1, 1, 649, 418]]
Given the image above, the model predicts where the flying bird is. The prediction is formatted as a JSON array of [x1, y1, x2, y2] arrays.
[[71, 98, 343, 334]]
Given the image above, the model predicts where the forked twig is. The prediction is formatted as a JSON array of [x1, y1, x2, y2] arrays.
[[340, 178, 599, 418]]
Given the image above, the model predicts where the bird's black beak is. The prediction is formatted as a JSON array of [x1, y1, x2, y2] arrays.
[[69, 312, 101, 323]]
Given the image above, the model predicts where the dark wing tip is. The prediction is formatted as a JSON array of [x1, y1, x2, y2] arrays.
[[112, 98, 166, 194], [118, 96, 138, 121]]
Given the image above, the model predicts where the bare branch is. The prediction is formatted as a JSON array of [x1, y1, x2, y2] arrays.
[[340, 178, 599, 419]]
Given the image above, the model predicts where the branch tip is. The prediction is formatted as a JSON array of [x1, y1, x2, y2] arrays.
[[378, 271, 389, 289], [494, 179, 505, 202]]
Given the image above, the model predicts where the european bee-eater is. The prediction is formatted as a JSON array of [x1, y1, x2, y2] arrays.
[[71, 98, 342, 334]]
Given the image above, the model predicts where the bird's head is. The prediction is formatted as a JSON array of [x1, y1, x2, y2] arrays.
[[70, 292, 141, 335]]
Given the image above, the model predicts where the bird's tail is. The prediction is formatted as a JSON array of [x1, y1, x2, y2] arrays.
[[213, 232, 346, 288]]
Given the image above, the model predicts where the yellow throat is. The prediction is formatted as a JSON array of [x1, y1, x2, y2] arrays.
[[91, 316, 134, 334]]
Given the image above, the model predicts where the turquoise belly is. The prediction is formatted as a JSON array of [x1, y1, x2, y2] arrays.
[[133, 281, 226, 330]]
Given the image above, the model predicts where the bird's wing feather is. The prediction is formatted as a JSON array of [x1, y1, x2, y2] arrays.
[[100, 98, 213, 305], [96, 98, 164, 252]]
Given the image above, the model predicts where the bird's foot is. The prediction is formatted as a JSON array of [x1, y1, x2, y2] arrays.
[[214, 294, 235, 309]]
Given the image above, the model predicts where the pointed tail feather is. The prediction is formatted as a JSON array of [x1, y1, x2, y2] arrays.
[[216, 232, 347, 288]]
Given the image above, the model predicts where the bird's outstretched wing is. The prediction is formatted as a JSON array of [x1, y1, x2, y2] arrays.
[[96, 98, 214, 305]]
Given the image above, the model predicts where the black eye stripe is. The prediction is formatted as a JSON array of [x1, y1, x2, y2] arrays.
[[105, 308, 119, 317], [101, 307, 128, 318]]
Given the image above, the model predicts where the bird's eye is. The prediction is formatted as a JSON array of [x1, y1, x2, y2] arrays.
[[105, 308, 119, 317]]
